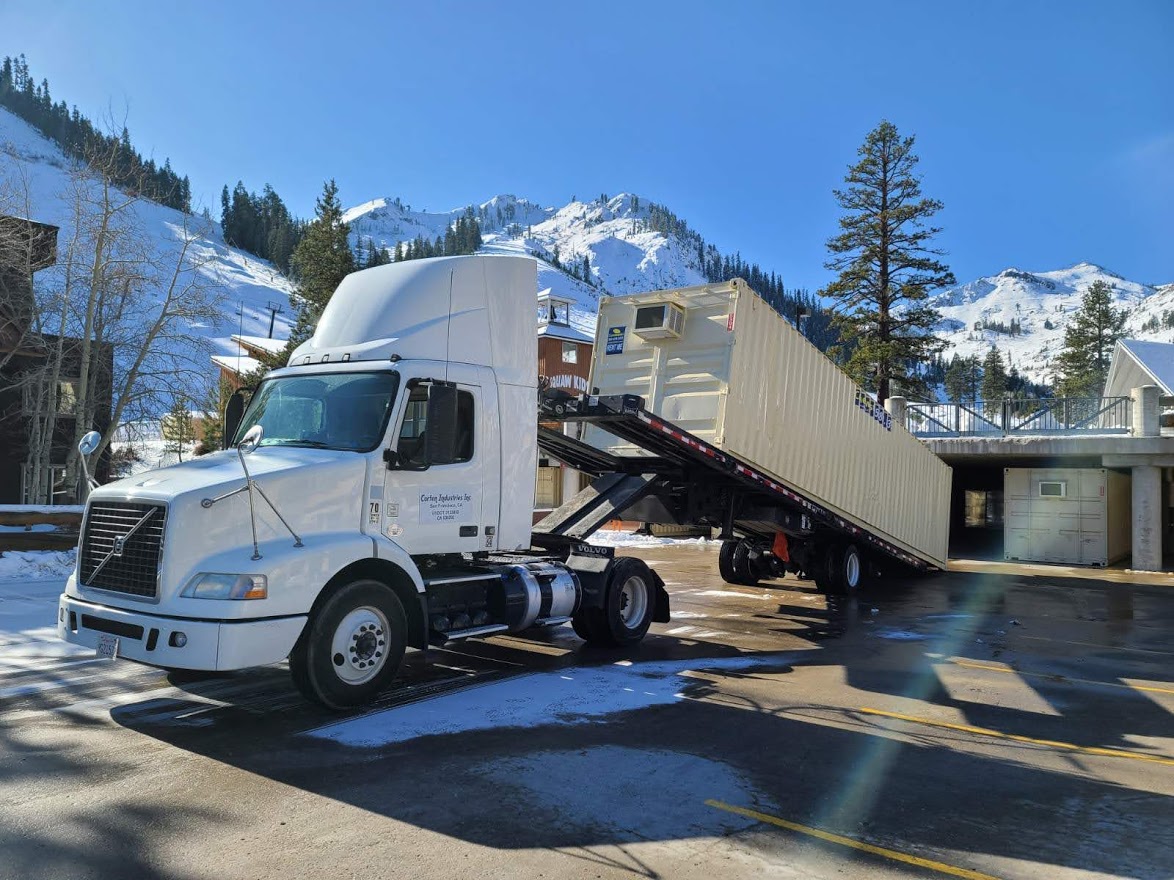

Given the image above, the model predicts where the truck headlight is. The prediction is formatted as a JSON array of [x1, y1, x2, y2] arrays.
[[181, 573, 268, 600]]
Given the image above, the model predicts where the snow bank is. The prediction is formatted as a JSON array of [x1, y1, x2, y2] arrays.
[[0, 550, 76, 583], [587, 531, 714, 549], [306, 653, 791, 747]]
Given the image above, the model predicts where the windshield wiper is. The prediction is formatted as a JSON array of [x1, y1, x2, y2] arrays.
[[272, 439, 334, 449]]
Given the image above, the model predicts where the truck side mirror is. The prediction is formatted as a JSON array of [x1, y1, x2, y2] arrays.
[[425, 383, 460, 466], [223, 388, 250, 450]]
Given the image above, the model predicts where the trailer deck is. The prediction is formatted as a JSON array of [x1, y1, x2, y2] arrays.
[[535, 393, 933, 572]]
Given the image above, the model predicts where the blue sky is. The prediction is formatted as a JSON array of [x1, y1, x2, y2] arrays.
[[2, 0, 1171, 291]]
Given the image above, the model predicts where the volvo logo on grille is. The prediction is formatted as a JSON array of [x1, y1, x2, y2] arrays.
[[111, 536, 127, 557]]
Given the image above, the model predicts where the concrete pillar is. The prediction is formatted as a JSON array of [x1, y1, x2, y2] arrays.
[[1132, 464, 1162, 571], [885, 396, 907, 431], [1132, 385, 1160, 438]]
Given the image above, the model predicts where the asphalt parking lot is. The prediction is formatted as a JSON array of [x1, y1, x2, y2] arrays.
[[1, 542, 1172, 880]]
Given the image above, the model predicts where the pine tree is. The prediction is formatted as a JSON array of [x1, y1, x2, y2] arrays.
[[981, 347, 1008, 415], [288, 180, 355, 346], [1052, 280, 1127, 397], [822, 121, 954, 403], [944, 355, 982, 404]]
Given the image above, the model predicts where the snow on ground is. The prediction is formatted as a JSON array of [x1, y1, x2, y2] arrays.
[[0, 550, 76, 583], [0, 577, 90, 671], [587, 531, 714, 549], [307, 653, 793, 748], [0, 505, 85, 514], [109, 438, 201, 477]]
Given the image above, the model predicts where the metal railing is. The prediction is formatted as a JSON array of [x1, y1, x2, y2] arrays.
[[907, 396, 1131, 437]]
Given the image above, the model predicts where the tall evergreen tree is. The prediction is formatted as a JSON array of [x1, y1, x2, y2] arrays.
[[288, 180, 354, 345], [822, 120, 954, 403], [1052, 280, 1128, 397], [944, 355, 982, 404], [981, 347, 1009, 415]]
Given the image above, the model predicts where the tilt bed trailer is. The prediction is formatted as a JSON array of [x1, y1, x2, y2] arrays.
[[535, 279, 952, 592], [57, 256, 670, 709]]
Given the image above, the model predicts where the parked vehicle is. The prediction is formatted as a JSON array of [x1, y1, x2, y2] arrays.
[[536, 279, 951, 592], [57, 256, 668, 709]]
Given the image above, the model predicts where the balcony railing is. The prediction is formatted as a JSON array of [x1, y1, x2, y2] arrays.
[[906, 396, 1131, 437]]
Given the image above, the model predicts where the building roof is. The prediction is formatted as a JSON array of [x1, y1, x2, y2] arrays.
[[1105, 339, 1174, 396], [212, 353, 263, 377], [538, 322, 594, 343], [231, 334, 288, 356]]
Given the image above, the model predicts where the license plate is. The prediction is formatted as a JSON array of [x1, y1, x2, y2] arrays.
[[96, 634, 120, 660]]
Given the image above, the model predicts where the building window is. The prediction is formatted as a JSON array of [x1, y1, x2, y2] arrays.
[[561, 342, 578, 364], [20, 377, 79, 416], [964, 490, 1003, 527]]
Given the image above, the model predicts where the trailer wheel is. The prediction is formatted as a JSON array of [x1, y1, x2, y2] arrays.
[[574, 557, 656, 646], [823, 543, 865, 595], [719, 540, 758, 586], [718, 540, 746, 585], [289, 579, 407, 710]]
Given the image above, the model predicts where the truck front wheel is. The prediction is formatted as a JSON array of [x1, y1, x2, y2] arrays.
[[290, 579, 408, 709]]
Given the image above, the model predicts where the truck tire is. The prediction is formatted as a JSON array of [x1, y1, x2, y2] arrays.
[[718, 540, 743, 585], [719, 540, 759, 586], [732, 541, 760, 586], [574, 557, 656, 646], [824, 543, 865, 595], [290, 579, 407, 710]]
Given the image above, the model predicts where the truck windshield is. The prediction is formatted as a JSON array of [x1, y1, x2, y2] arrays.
[[234, 371, 399, 452]]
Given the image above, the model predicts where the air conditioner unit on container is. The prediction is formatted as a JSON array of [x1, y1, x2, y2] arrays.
[[633, 302, 686, 340]]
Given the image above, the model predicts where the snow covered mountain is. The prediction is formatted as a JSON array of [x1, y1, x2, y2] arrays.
[[8, 101, 1170, 407], [931, 262, 1173, 384], [345, 193, 710, 341]]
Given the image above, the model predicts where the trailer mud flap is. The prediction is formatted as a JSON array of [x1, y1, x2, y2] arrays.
[[650, 568, 670, 623]]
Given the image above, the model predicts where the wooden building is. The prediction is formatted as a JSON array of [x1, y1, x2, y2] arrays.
[[0, 214, 111, 503]]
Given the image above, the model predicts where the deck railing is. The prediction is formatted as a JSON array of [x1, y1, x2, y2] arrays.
[[906, 396, 1131, 437]]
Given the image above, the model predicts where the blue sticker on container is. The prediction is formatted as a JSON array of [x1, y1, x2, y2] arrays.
[[605, 326, 626, 355]]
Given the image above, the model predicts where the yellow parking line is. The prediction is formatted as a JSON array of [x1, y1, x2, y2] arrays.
[[859, 707, 1174, 766], [705, 800, 1001, 880], [950, 658, 1174, 696]]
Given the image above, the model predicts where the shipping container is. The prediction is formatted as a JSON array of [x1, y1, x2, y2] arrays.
[[583, 280, 951, 568], [1004, 468, 1130, 566]]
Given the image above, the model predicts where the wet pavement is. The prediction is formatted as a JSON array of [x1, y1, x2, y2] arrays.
[[1, 543, 1172, 879]]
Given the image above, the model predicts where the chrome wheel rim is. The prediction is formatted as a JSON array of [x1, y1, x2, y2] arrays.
[[331, 606, 390, 685], [845, 552, 860, 588], [618, 576, 648, 630]]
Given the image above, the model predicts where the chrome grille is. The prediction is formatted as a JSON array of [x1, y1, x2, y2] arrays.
[[79, 501, 166, 598]]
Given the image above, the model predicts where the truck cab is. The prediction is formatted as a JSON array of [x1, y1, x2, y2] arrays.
[[57, 256, 668, 708]]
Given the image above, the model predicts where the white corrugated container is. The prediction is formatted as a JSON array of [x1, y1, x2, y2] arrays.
[[584, 280, 952, 568], [1004, 468, 1130, 566]]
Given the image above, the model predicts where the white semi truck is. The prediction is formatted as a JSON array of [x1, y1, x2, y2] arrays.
[[57, 256, 669, 708], [58, 255, 948, 710]]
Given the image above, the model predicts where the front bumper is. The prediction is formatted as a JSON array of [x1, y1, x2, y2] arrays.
[[57, 594, 306, 671]]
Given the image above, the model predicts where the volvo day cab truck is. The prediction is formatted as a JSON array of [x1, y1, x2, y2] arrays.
[[57, 256, 669, 709]]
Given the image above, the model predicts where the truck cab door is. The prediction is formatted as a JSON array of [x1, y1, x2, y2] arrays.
[[383, 377, 485, 555]]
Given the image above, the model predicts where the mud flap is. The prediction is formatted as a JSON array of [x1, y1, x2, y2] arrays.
[[649, 568, 670, 623]]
